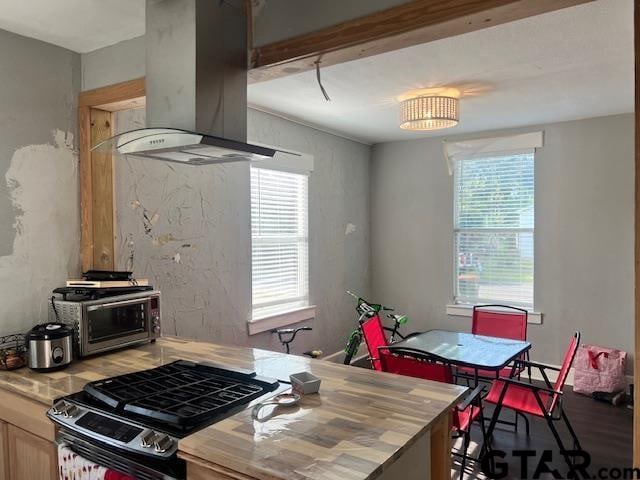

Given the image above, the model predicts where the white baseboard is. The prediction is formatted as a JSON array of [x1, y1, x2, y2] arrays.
[[322, 342, 368, 364]]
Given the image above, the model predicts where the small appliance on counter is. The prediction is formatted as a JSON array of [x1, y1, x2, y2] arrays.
[[49, 286, 161, 358], [26, 322, 74, 371], [66, 269, 150, 288]]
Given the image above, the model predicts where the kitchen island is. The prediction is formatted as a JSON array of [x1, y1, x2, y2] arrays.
[[0, 337, 465, 479]]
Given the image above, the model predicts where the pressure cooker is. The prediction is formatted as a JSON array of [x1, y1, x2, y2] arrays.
[[26, 323, 73, 371]]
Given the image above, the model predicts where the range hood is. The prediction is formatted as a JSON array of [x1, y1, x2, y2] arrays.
[[92, 128, 277, 166], [91, 0, 282, 167]]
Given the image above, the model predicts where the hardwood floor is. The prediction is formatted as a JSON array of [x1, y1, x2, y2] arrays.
[[454, 383, 634, 479]]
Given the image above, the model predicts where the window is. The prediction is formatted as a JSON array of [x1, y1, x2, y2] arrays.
[[251, 166, 309, 320], [454, 151, 534, 308]]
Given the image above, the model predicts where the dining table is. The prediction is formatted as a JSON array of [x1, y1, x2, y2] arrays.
[[386, 329, 532, 387]]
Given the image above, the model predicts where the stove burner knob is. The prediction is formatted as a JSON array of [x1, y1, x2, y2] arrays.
[[140, 431, 157, 448], [52, 401, 68, 415], [62, 405, 79, 418], [153, 434, 174, 453]]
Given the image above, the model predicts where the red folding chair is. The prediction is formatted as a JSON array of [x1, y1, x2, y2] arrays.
[[483, 332, 583, 472], [360, 314, 388, 371], [457, 305, 531, 383], [379, 349, 487, 479]]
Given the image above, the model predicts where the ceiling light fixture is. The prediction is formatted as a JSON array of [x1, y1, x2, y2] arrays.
[[399, 87, 460, 131]]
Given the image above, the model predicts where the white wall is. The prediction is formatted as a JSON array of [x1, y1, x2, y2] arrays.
[[371, 114, 635, 370], [81, 36, 144, 90]]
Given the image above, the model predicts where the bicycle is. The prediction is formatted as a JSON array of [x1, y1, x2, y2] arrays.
[[343, 291, 409, 366], [271, 326, 323, 358]]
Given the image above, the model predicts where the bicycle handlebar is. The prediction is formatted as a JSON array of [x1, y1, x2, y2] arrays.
[[271, 327, 313, 354], [347, 291, 394, 313], [272, 327, 312, 335]]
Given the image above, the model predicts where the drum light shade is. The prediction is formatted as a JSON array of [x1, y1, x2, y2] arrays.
[[399, 95, 459, 131]]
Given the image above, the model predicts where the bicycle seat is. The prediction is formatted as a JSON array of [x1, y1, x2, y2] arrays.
[[387, 314, 409, 325]]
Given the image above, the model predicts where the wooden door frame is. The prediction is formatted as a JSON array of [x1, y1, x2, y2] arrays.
[[78, 78, 145, 272], [78, 0, 639, 467]]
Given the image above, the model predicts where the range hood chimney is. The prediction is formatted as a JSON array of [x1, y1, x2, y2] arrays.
[[93, 0, 278, 165]]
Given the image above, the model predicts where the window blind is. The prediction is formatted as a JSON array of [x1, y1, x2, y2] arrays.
[[251, 166, 309, 319], [454, 152, 534, 307]]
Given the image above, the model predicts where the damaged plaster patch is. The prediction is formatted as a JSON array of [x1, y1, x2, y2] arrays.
[[345, 223, 357, 235], [142, 208, 160, 234], [153, 233, 176, 247], [0, 130, 79, 334]]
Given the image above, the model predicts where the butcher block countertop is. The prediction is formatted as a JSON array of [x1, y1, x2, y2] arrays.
[[0, 337, 465, 479]]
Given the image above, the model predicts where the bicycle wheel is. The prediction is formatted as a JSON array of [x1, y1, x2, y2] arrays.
[[343, 331, 362, 365]]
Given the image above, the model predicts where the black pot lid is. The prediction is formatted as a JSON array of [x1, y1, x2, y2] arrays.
[[27, 322, 73, 340]]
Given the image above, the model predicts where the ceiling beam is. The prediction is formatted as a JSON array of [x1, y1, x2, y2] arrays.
[[248, 0, 594, 84]]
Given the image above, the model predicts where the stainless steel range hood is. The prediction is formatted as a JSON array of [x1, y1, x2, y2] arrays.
[[92, 0, 278, 167], [92, 128, 276, 166]]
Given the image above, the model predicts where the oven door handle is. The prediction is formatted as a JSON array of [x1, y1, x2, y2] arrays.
[[86, 298, 148, 311]]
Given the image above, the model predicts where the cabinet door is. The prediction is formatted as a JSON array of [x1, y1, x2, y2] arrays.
[[7, 424, 56, 480], [0, 420, 9, 480]]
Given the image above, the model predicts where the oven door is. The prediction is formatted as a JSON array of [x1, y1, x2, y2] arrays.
[[57, 429, 184, 480], [81, 296, 152, 355]]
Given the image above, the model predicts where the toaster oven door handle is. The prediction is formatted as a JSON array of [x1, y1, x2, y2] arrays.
[[86, 298, 148, 311]]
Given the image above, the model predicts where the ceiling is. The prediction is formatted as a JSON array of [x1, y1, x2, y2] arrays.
[[0, 0, 144, 53], [0, 0, 631, 143], [248, 0, 634, 144]]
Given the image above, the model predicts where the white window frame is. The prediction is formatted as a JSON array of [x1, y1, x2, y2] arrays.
[[248, 147, 315, 335], [446, 132, 543, 321]]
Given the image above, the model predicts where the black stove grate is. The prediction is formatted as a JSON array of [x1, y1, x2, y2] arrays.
[[84, 360, 277, 427]]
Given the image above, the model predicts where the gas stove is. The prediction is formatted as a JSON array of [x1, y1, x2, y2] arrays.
[[48, 360, 284, 480]]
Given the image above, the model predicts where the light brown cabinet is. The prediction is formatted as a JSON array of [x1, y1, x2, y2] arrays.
[[0, 420, 9, 480], [0, 389, 57, 480], [7, 424, 57, 480]]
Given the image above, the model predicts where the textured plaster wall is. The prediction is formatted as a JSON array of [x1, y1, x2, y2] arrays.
[[114, 108, 370, 354], [81, 36, 145, 90], [0, 29, 80, 335], [371, 114, 635, 370]]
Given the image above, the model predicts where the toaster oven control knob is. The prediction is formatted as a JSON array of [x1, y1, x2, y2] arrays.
[[153, 325, 161, 334], [153, 434, 173, 453], [140, 431, 157, 448]]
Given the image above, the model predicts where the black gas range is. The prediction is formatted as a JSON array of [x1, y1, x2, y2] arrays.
[[48, 360, 284, 480]]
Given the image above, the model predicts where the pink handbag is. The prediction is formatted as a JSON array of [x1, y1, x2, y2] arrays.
[[573, 344, 627, 395]]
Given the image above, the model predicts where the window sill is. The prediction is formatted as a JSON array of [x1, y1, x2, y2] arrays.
[[248, 305, 316, 335], [446, 304, 543, 325]]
